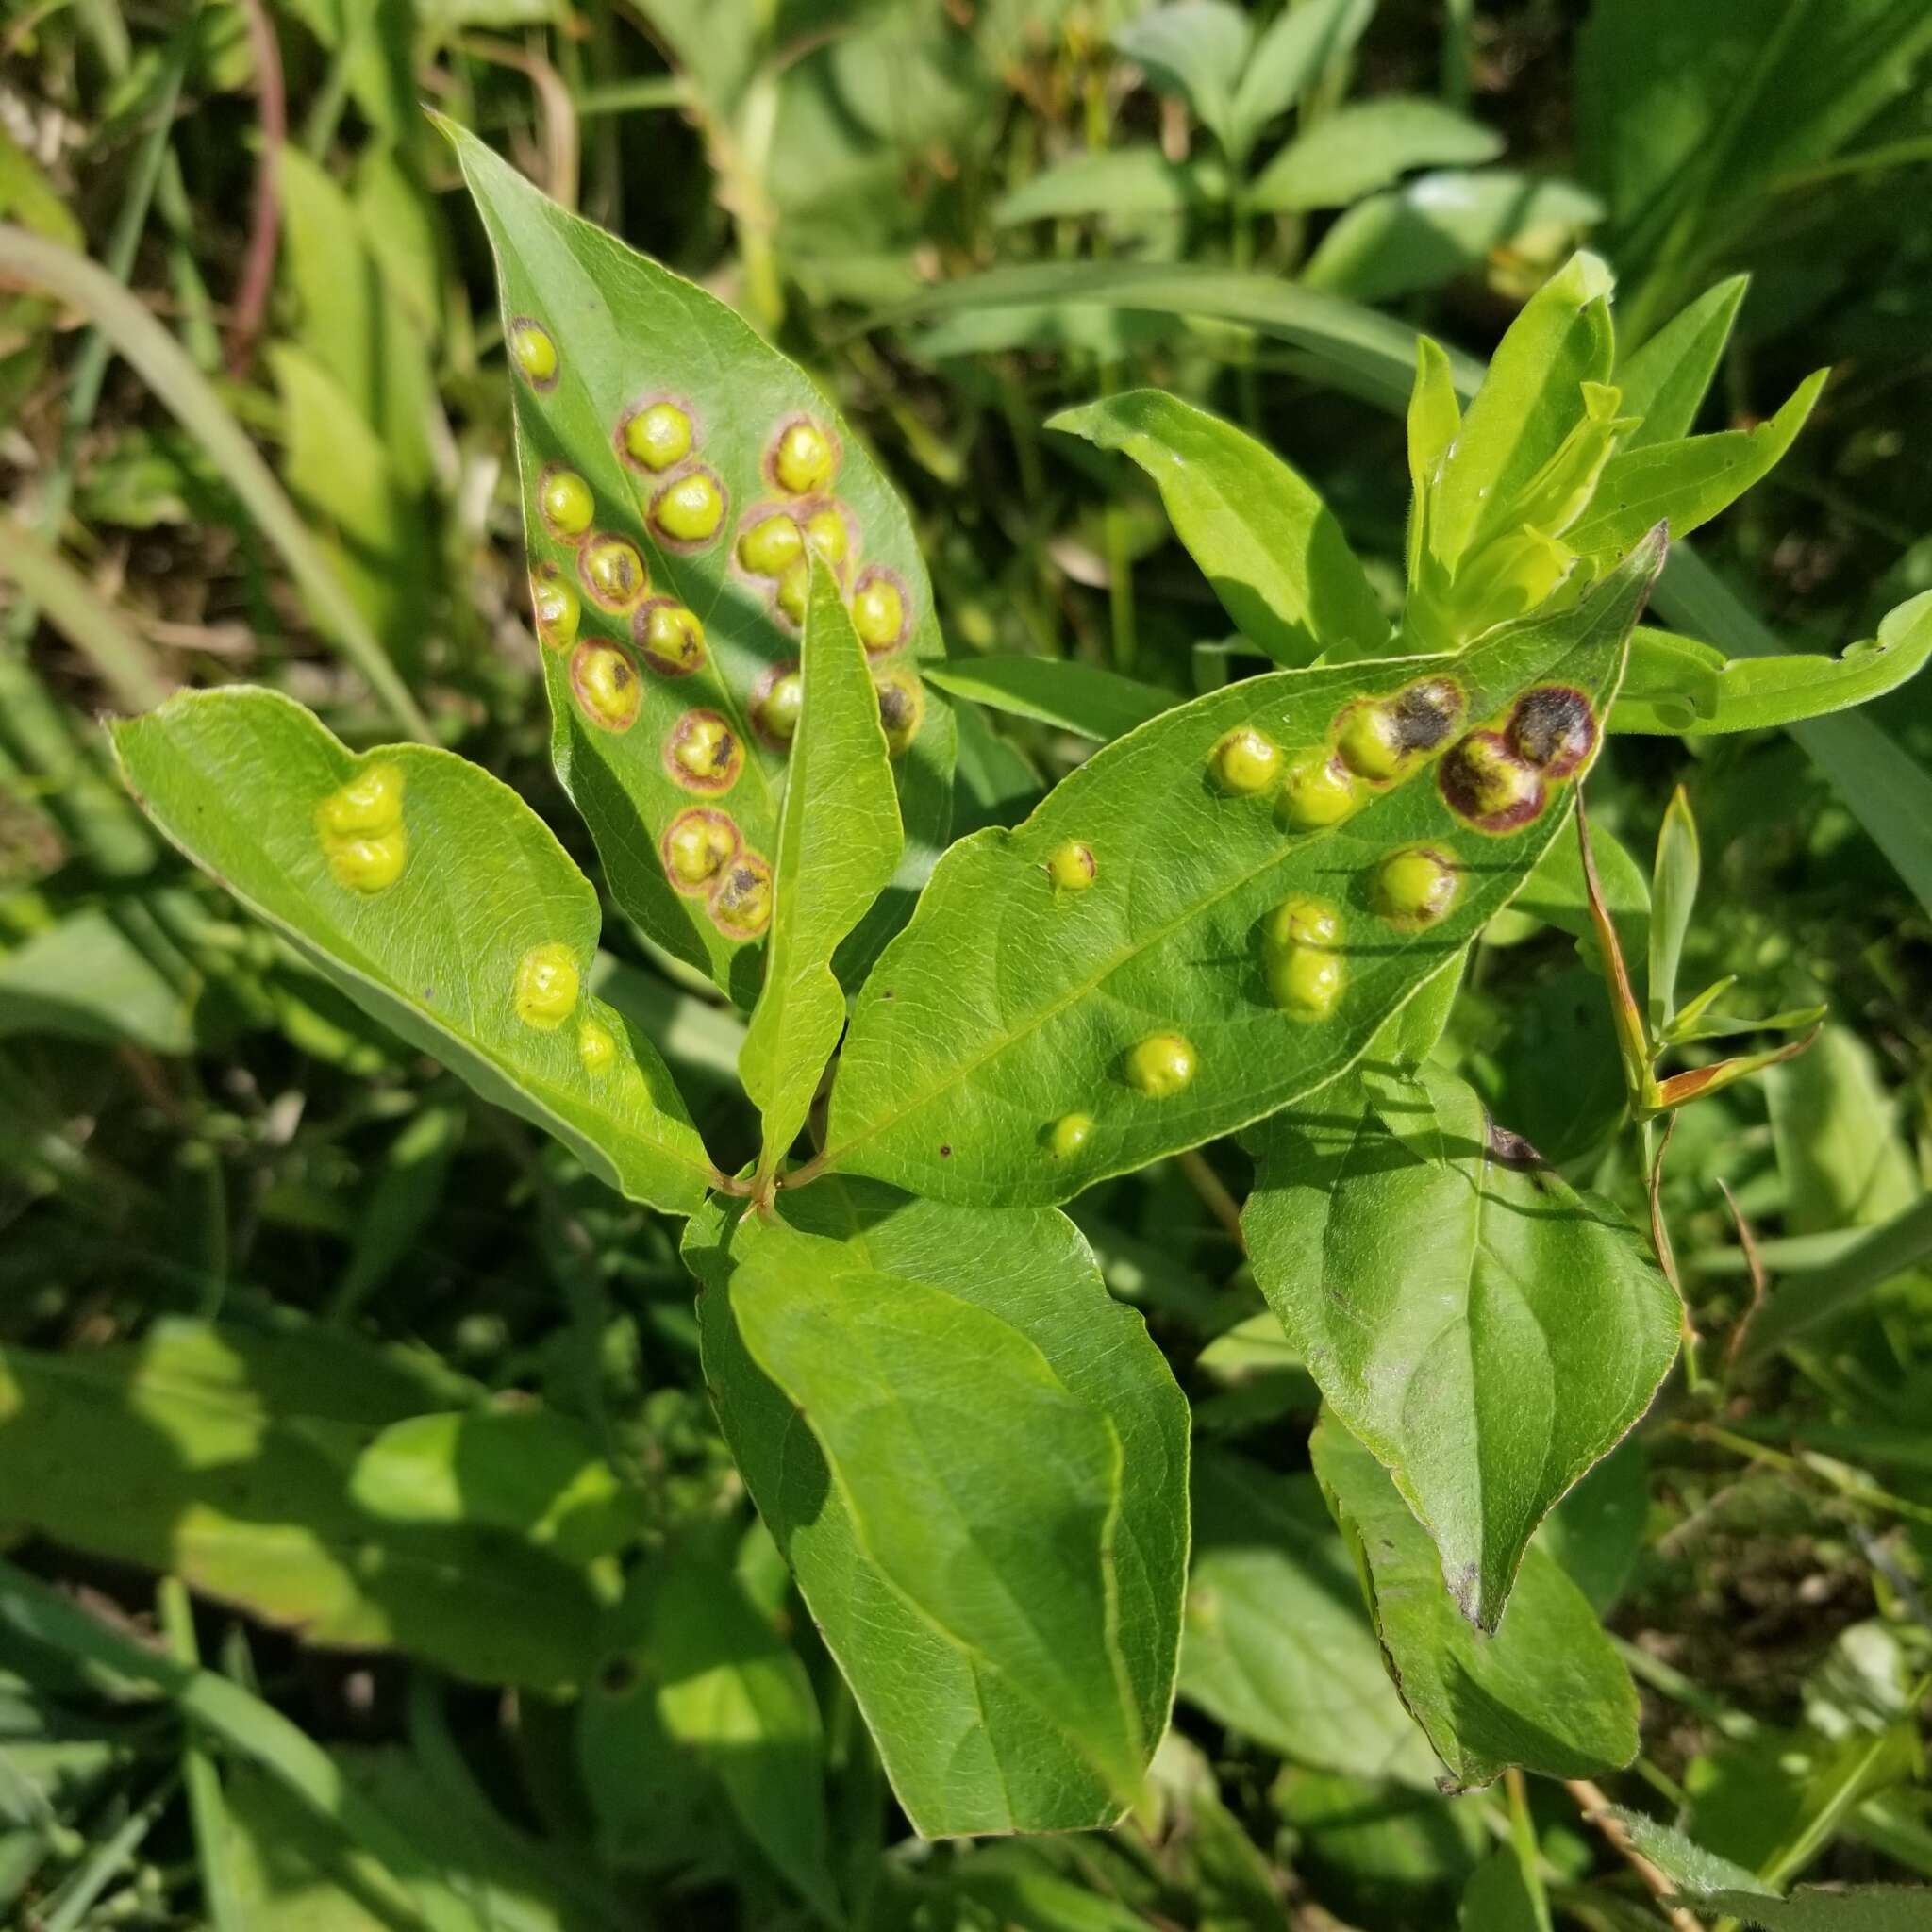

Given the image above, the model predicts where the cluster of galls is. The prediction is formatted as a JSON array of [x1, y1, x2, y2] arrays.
[[658, 808, 773, 941], [316, 763, 408, 894], [511, 941, 625, 1077], [1436, 685, 1596, 834]]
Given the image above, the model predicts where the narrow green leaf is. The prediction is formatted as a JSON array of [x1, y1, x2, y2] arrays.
[[1566, 369, 1826, 561], [1246, 1068, 1680, 1629], [442, 118, 953, 1007], [1248, 98, 1502, 213], [1403, 336, 1461, 594], [924, 655, 1173, 742], [1051, 389, 1389, 665], [1226, 0, 1378, 163], [1611, 594, 1932, 735], [1112, 1, 1252, 153], [110, 687, 714, 1216], [1614, 275, 1750, 448], [1459, 1849, 1547, 1932], [1649, 784, 1700, 1036], [1767, 1024, 1920, 1237], [1606, 1807, 1774, 1898], [740, 563, 902, 1181], [994, 147, 1225, 225], [685, 1180, 1188, 1836], [1310, 1413, 1641, 1788], [1180, 1452, 1436, 1785], [824, 540, 1659, 1208], [1686, 1886, 1932, 1931]]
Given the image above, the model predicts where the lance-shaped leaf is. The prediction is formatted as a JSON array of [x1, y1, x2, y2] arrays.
[[1051, 390, 1388, 665], [1244, 1066, 1680, 1631], [1310, 1414, 1641, 1789], [822, 535, 1662, 1209], [1614, 275, 1749, 449], [110, 687, 713, 1216], [684, 1180, 1188, 1837], [740, 563, 902, 1182], [442, 119, 952, 1009], [924, 654, 1172, 743], [1611, 593, 1932, 735]]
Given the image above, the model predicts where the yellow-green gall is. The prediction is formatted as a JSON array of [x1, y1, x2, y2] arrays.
[[509, 320, 558, 388], [1266, 945, 1344, 1021], [803, 506, 848, 567], [1374, 845, 1461, 928], [579, 534, 648, 610], [874, 671, 924, 756], [326, 829, 408, 894], [635, 600, 706, 676], [665, 709, 742, 793], [1335, 703, 1407, 781], [577, 1018, 617, 1074], [1126, 1031, 1197, 1098], [531, 569, 580, 650], [514, 942, 579, 1029], [774, 558, 810, 626], [1209, 725, 1282, 796], [737, 512, 802, 578], [662, 808, 738, 889], [622, 400, 693, 472], [650, 469, 725, 545], [755, 668, 804, 745], [772, 418, 836, 495], [540, 467, 594, 540], [851, 570, 908, 654], [1437, 730, 1545, 835], [710, 853, 774, 939], [571, 642, 641, 732], [1262, 893, 1341, 956], [1046, 840, 1096, 891], [1280, 752, 1359, 829], [1047, 1112, 1094, 1159], [317, 762, 405, 841]]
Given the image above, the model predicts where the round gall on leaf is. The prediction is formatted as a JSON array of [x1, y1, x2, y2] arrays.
[[571, 642, 642, 732], [710, 852, 774, 939], [1047, 1112, 1093, 1159], [772, 418, 837, 496], [662, 808, 738, 891], [874, 671, 924, 757], [1046, 840, 1096, 891], [316, 762, 405, 841], [579, 534, 648, 611], [577, 1018, 617, 1074], [755, 668, 805, 746], [325, 828, 407, 894], [635, 600, 706, 676], [774, 558, 810, 627], [531, 569, 580, 650], [1266, 945, 1344, 1021], [737, 512, 803, 579], [666, 709, 742, 793], [803, 506, 849, 568], [1336, 676, 1465, 780], [1279, 752, 1359, 829], [651, 469, 725, 545], [1209, 725, 1282, 796], [1334, 703, 1406, 781], [1438, 731, 1546, 835], [1126, 1031, 1197, 1098], [1262, 892, 1341, 956], [1507, 685, 1597, 780], [622, 400, 693, 473], [1374, 845, 1462, 928], [540, 467, 594, 540], [509, 319, 558, 389], [850, 570, 908, 654], [514, 942, 579, 1030]]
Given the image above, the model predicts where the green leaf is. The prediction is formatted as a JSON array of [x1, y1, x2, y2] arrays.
[[1685, 1887, 1932, 1931], [684, 1180, 1188, 1836], [0, 1321, 614, 1688], [0, 895, 203, 1055], [1302, 171, 1604, 305], [110, 687, 714, 1217], [924, 654, 1173, 742], [442, 118, 953, 1008], [1536, 1435, 1649, 1616], [1614, 275, 1750, 448], [1246, 1067, 1679, 1629], [994, 147, 1226, 225], [1767, 1024, 1920, 1237], [1248, 98, 1503, 213], [740, 563, 902, 1182], [1606, 1807, 1775, 1899], [1565, 369, 1826, 561], [1459, 1849, 1547, 1932], [1111, 1, 1252, 154], [1310, 1413, 1641, 1788], [582, 1547, 837, 1917], [1611, 593, 1932, 734], [1179, 1452, 1436, 1785], [1226, 0, 1378, 164], [1050, 389, 1389, 665], [1648, 784, 1699, 1036], [823, 539, 1659, 1208]]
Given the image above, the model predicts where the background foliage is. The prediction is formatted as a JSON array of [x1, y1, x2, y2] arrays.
[[2, 1, 1931, 1927]]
